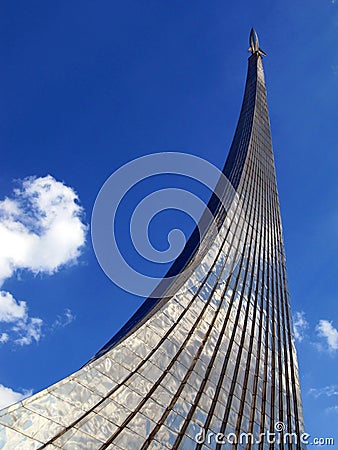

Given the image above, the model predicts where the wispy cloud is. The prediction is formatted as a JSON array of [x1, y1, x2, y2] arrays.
[[316, 319, 338, 352], [326, 405, 338, 414], [13, 317, 43, 346], [0, 292, 74, 346], [308, 385, 338, 398], [293, 311, 308, 342], [51, 308, 75, 330], [0, 291, 43, 346], [0, 384, 32, 410]]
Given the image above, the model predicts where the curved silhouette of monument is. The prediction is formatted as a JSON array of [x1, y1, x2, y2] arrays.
[[0, 29, 306, 450]]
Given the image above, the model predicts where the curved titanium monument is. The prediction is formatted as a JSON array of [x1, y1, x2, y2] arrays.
[[0, 29, 306, 449]]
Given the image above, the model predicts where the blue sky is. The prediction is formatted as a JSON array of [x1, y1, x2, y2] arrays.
[[0, 0, 337, 444]]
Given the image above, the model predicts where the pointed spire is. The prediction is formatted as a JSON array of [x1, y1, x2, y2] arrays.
[[248, 27, 267, 56], [249, 28, 260, 52]]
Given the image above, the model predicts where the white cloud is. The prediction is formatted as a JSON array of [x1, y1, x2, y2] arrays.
[[326, 405, 338, 414], [316, 319, 338, 352], [0, 176, 85, 407], [0, 175, 86, 346], [52, 308, 75, 329], [0, 290, 43, 346], [0, 384, 32, 409], [309, 385, 338, 398], [0, 291, 26, 322], [0, 333, 9, 344], [293, 311, 308, 342], [0, 175, 87, 285], [13, 317, 43, 346]]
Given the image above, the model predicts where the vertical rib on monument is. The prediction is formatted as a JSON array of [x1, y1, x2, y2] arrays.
[[0, 29, 306, 450]]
